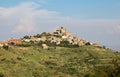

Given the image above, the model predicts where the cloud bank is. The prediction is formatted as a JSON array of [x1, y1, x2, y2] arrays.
[[0, 2, 120, 34]]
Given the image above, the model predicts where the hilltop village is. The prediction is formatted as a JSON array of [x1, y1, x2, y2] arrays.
[[0, 27, 100, 49]]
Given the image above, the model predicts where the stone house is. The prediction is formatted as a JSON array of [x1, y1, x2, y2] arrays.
[[53, 27, 68, 35]]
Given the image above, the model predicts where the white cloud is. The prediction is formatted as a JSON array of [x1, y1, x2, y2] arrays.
[[0, 2, 120, 35], [0, 2, 39, 33], [0, 2, 67, 34], [13, 14, 36, 33]]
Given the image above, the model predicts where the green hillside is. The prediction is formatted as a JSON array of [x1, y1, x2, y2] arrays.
[[0, 46, 120, 77]]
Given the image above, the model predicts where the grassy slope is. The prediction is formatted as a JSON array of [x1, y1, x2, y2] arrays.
[[0, 46, 120, 77]]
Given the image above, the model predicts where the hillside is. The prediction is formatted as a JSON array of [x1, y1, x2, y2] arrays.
[[0, 27, 120, 77], [0, 27, 100, 49], [0, 45, 120, 77]]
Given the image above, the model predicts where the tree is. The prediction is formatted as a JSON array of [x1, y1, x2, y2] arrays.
[[3, 45, 9, 50], [23, 35, 30, 39], [59, 40, 70, 47]]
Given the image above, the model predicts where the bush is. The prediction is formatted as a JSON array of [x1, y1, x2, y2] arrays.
[[59, 40, 70, 47], [18, 43, 31, 47], [84, 73, 94, 77], [0, 73, 4, 77], [23, 35, 30, 39], [18, 40, 35, 47], [38, 40, 56, 47], [58, 40, 79, 48], [34, 34, 42, 38], [85, 42, 91, 45], [54, 35, 62, 38], [2, 45, 9, 50], [41, 32, 52, 37]]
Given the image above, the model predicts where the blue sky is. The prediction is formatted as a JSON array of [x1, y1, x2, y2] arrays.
[[0, 0, 120, 51]]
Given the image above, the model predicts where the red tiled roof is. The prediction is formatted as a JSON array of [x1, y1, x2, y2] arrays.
[[8, 39, 22, 44]]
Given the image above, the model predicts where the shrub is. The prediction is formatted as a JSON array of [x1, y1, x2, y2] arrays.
[[84, 73, 94, 77], [2, 45, 9, 50], [23, 35, 30, 39], [38, 40, 56, 47], [32, 71, 41, 77], [59, 40, 70, 47], [41, 32, 52, 37], [37, 41, 44, 46], [0, 73, 4, 77], [18, 43, 31, 47], [54, 35, 62, 38], [34, 34, 42, 38], [58, 40, 79, 48], [85, 42, 91, 45], [103, 46, 106, 49], [18, 40, 35, 47]]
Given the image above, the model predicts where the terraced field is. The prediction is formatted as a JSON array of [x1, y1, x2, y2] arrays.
[[0, 46, 120, 77]]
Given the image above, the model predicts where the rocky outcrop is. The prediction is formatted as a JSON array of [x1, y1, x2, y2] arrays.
[[42, 44, 49, 49]]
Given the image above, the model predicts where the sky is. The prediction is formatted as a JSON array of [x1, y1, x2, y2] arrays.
[[0, 0, 120, 51]]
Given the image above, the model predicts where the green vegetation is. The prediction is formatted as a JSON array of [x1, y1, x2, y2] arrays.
[[0, 73, 4, 77], [58, 40, 79, 47], [38, 40, 56, 47], [54, 35, 62, 38], [23, 35, 31, 39], [33, 34, 42, 38], [18, 41, 34, 47], [0, 45, 120, 77], [33, 32, 52, 38], [39, 32, 52, 37], [2, 45, 9, 50]]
